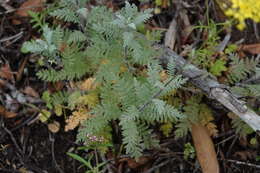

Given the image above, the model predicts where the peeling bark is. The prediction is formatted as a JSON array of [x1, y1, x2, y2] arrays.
[[158, 46, 260, 132]]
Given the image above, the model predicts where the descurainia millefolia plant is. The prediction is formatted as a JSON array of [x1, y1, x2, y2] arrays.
[[22, 0, 186, 158]]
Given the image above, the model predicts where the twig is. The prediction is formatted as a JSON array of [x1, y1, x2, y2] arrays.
[[2, 125, 23, 155], [24, 164, 46, 173], [0, 31, 23, 43], [215, 33, 231, 52], [213, 129, 235, 139], [215, 134, 236, 146], [99, 153, 114, 173], [144, 159, 173, 173], [94, 149, 99, 168], [158, 46, 260, 132], [49, 133, 64, 173], [0, 168, 20, 173], [253, 22, 260, 41], [10, 113, 38, 132], [0, 0, 15, 12], [226, 135, 238, 157], [225, 159, 260, 169]]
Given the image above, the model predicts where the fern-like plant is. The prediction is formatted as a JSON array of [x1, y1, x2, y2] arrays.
[[228, 54, 260, 84], [226, 53, 260, 101], [22, 1, 186, 158]]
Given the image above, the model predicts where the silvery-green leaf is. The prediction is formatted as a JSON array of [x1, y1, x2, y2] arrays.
[[154, 81, 164, 89], [128, 23, 136, 30], [152, 99, 166, 114], [112, 19, 125, 28], [133, 9, 153, 25], [123, 32, 134, 48], [115, 14, 126, 21], [48, 45, 57, 54], [43, 26, 53, 44]]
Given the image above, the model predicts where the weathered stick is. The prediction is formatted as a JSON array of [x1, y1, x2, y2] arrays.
[[158, 46, 260, 132]]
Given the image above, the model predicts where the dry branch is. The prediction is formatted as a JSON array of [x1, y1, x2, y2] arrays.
[[158, 46, 260, 132]]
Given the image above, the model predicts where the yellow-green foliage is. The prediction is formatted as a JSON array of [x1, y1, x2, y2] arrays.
[[223, 0, 260, 30], [175, 95, 218, 138], [184, 143, 195, 160], [160, 122, 173, 137]]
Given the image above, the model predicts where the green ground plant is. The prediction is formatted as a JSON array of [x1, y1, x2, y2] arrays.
[[67, 152, 106, 173], [21, 0, 260, 163], [180, 18, 260, 138], [22, 0, 186, 158], [184, 142, 195, 160]]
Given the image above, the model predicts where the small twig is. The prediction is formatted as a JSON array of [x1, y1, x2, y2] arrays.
[[2, 125, 23, 155], [215, 33, 231, 53], [24, 164, 46, 173], [144, 159, 173, 173], [99, 153, 114, 173], [215, 134, 236, 146], [0, 46, 14, 53], [159, 46, 260, 132], [226, 135, 238, 157], [0, 168, 20, 173], [213, 129, 235, 139], [16, 56, 29, 81], [0, 1, 15, 12], [94, 148, 99, 167], [253, 22, 260, 41], [49, 133, 64, 173], [73, 158, 76, 173], [0, 31, 23, 43], [224, 159, 260, 169], [10, 113, 38, 132], [0, 15, 6, 38]]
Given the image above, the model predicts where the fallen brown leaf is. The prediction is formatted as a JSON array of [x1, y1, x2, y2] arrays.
[[119, 156, 151, 169], [23, 86, 39, 98], [161, 0, 169, 8], [48, 121, 60, 133], [47, 82, 64, 93], [0, 79, 6, 88], [191, 123, 220, 173], [16, 56, 29, 81], [16, 0, 46, 17], [0, 64, 14, 81], [240, 43, 260, 54], [12, 19, 22, 25], [0, 106, 17, 118], [233, 150, 257, 161], [238, 136, 248, 148]]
